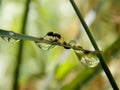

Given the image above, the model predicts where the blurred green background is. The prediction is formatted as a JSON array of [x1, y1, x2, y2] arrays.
[[0, 0, 120, 90]]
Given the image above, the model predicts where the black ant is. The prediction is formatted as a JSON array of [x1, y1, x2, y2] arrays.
[[46, 32, 62, 42], [63, 41, 70, 49]]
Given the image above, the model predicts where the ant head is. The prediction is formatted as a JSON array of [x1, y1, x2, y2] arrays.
[[53, 33, 61, 39], [57, 34, 61, 39], [47, 32, 54, 36]]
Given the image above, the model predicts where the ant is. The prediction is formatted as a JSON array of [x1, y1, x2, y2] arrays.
[[46, 32, 62, 42], [63, 41, 70, 49]]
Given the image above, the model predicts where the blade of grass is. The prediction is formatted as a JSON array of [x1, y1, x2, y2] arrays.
[[61, 36, 120, 90], [12, 0, 31, 90], [69, 0, 119, 89], [77, 37, 120, 89]]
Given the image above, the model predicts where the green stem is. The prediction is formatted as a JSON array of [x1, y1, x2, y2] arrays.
[[12, 0, 31, 90], [0, 29, 98, 54], [0, 29, 39, 41], [69, 0, 119, 89]]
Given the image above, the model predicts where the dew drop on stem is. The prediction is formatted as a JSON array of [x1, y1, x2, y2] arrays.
[[1, 31, 19, 44], [68, 40, 76, 47], [1, 37, 19, 44], [75, 50, 99, 68], [35, 41, 55, 50]]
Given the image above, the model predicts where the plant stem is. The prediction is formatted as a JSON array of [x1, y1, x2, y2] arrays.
[[12, 0, 31, 90], [0, 29, 98, 55], [69, 0, 119, 89]]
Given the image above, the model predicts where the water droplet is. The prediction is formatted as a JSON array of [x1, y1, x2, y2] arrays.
[[44, 35, 53, 41], [9, 31, 14, 36], [1, 36, 20, 44], [68, 40, 76, 47], [75, 51, 99, 68], [35, 42, 55, 50]]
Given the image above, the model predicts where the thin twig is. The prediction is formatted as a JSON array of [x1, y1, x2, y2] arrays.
[[69, 0, 119, 89], [0, 29, 100, 54]]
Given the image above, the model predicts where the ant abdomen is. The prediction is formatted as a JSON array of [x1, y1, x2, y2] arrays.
[[46, 32, 54, 36]]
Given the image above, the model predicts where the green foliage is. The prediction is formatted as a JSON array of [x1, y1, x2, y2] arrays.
[[0, 0, 120, 90]]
